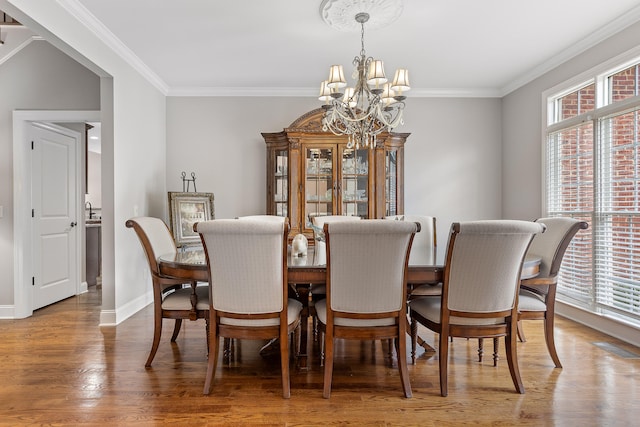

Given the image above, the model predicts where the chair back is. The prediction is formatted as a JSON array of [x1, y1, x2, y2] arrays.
[[528, 217, 589, 279], [125, 217, 177, 276], [312, 215, 361, 240], [386, 215, 436, 265], [237, 215, 287, 223], [325, 219, 418, 314], [444, 220, 544, 315], [196, 219, 288, 314], [312, 215, 361, 265]]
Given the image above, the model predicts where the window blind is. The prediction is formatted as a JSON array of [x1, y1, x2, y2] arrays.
[[595, 109, 640, 318], [547, 123, 594, 303]]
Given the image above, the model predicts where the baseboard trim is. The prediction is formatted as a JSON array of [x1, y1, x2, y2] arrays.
[[0, 305, 16, 319], [556, 301, 640, 348], [99, 290, 152, 326]]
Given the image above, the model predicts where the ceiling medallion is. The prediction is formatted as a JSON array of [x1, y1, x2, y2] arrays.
[[320, 0, 404, 32]]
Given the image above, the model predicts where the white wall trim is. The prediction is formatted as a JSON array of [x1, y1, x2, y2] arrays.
[[166, 86, 503, 98], [500, 3, 640, 96], [0, 34, 43, 66], [99, 309, 116, 326], [13, 110, 100, 319], [99, 291, 152, 327], [56, 0, 169, 95], [557, 301, 640, 348], [0, 305, 16, 319]]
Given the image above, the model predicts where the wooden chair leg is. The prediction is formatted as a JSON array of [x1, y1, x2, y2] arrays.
[[493, 337, 499, 366], [295, 323, 302, 359], [398, 321, 412, 398], [280, 328, 291, 399], [544, 314, 562, 368], [205, 318, 210, 356], [222, 338, 231, 364], [170, 319, 182, 342], [410, 317, 418, 364], [322, 330, 334, 398], [439, 331, 450, 397], [478, 338, 484, 362], [145, 310, 163, 368], [320, 331, 325, 367], [505, 326, 525, 394], [517, 320, 526, 342], [203, 328, 220, 395]]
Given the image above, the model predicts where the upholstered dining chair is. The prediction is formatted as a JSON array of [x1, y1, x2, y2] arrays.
[[517, 217, 588, 368], [308, 215, 362, 337], [195, 219, 303, 398], [126, 217, 209, 367], [386, 215, 439, 363], [409, 220, 544, 396], [237, 215, 287, 223], [385, 215, 437, 266], [316, 219, 418, 398], [311, 215, 362, 265]]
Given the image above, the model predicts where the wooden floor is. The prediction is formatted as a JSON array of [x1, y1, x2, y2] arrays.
[[1, 287, 639, 426]]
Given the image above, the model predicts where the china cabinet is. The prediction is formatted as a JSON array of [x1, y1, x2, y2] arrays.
[[263, 108, 408, 240]]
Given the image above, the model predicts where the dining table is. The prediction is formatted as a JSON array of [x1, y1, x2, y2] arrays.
[[157, 247, 540, 368]]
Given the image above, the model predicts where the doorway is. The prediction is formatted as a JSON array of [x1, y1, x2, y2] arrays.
[[85, 123, 102, 291], [13, 110, 100, 318]]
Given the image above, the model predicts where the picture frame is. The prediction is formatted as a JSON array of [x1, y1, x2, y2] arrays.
[[168, 192, 215, 247]]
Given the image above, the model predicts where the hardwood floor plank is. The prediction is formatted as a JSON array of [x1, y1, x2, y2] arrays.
[[0, 287, 638, 426]]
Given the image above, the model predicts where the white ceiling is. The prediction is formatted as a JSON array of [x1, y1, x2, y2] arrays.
[[5, 0, 640, 97]]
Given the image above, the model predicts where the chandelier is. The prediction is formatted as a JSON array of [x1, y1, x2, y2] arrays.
[[318, 12, 409, 149]]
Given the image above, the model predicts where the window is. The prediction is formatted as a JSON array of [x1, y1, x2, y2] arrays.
[[545, 53, 640, 326]]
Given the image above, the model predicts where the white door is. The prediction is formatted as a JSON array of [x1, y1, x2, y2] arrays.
[[30, 123, 79, 310]]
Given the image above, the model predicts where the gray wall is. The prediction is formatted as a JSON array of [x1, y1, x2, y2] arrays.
[[502, 21, 640, 219], [0, 40, 100, 306], [166, 96, 503, 263]]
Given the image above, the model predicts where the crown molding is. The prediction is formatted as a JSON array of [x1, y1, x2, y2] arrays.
[[500, 3, 640, 97], [57, 0, 169, 95], [53, 0, 640, 100], [167, 86, 502, 98], [167, 86, 315, 97], [0, 33, 42, 66]]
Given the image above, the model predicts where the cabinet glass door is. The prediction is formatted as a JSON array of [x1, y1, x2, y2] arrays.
[[385, 148, 398, 216], [341, 148, 369, 218], [274, 149, 288, 217], [305, 147, 334, 227]]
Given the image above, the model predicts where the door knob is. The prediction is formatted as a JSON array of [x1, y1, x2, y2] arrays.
[[70, 221, 77, 227]]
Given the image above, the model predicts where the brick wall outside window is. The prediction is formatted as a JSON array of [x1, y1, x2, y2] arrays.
[[548, 62, 640, 320]]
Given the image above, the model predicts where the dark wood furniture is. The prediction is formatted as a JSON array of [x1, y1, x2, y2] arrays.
[[126, 217, 209, 367], [409, 221, 544, 396], [262, 108, 409, 241], [157, 248, 443, 369], [194, 219, 301, 398], [517, 217, 589, 368], [317, 220, 418, 398]]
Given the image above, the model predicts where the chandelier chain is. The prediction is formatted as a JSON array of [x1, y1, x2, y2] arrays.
[[360, 21, 366, 58]]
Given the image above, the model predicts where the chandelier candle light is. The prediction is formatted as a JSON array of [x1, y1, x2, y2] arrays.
[[319, 12, 409, 149]]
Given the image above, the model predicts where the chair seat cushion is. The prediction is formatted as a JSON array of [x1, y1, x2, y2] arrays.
[[315, 299, 397, 327], [220, 299, 303, 327], [311, 283, 326, 296], [410, 283, 442, 297], [518, 289, 547, 312], [162, 285, 209, 311], [409, 296, 506, 326]]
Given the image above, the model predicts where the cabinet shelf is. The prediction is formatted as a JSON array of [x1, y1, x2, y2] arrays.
[[263, 108, 408, 239]]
